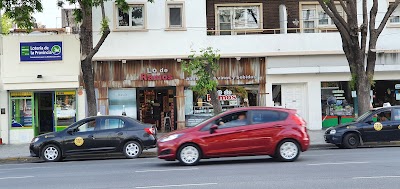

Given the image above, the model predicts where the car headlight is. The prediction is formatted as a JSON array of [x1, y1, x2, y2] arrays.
[[31, 137, 39, 143], [329, 129, 336, 135], [160, 134, 183, 142]]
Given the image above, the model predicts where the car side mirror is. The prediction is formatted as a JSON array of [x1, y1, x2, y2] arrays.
[[67, 128, 74, 135], [210, 125, 218, 134]]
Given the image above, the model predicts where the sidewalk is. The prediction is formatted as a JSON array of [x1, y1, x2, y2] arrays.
[[0, 130, 330, 163]]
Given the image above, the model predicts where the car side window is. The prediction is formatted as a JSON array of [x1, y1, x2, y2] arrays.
[[99, 118, 125, 130], [251, 110, 288, 124], [217, 111, 248, 129], [76, 119, 96, 133], [393, 109, 400, 121], [371, 110, 391, 122]]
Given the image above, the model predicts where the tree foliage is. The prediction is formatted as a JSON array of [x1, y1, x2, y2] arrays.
[[317, 0, 400, 115], [182, 47, 223, 115], [1, 14, 13, 34]]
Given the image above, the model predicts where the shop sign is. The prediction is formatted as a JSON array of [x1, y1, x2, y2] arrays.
[[140, 67, 173, 81], [395, 84, 400, 89], [20, 41, 63, 62], [10, 92, 33, 97], [207, 90, 237, 101], [56, 91, 76, 95], [186, 75, 257, 81]]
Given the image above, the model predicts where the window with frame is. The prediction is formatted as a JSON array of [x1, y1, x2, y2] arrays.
[[216, 4, 262, 35], [371, 110, 392, 122], [116, 4, 145, 29], [301, 4, 344, 33], [251, 110, 288, 124], [217, 111, 248, 129], [76, 119, 97, 133], [389, 3, 400, 24], [99, 118, 125, 130], [167, 3, 184, 28]]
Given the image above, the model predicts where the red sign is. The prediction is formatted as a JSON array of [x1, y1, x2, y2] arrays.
[[140, 74, 173, 81], [207, 94, 237, 101]]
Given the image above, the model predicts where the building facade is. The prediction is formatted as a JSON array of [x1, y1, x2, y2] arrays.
[[0, 34, 83, 144], [91, 0, 400, 131]]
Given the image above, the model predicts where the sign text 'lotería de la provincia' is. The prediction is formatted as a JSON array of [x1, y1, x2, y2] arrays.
[[20, 41, 63, 62]]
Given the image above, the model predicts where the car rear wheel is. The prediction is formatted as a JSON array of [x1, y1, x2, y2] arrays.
[[41, 144, 62, 162], [275, 140, 300, 162], [123, 141, 142, 159], [342, 133, 360, 149], [178, 144, 201, 166]]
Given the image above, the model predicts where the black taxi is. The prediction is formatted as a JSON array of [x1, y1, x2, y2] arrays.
[[30, 115, 157, 162], [324, 106, 400, 149]]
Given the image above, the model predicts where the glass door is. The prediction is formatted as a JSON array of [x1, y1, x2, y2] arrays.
[[55, 91, 77, 132]]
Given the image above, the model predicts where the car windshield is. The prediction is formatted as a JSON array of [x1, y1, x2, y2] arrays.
[[355, 110, 373, 122]]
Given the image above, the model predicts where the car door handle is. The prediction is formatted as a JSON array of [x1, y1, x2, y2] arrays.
[[89, 135, 95, 139]]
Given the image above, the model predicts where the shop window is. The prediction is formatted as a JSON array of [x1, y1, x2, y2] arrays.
[[56, 92, 76, 127], [109, 89, 137, 119], [11, 99, 33, 127], [321, 82, 354, 128]]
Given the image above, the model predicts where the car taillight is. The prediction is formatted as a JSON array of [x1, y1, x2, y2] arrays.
[[292, 114, 306, 127], [145, 128, 156, 135]]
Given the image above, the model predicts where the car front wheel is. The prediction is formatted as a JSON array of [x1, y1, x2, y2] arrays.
[[123, 141, 142, 159], [41, 144, 62, 162], [342, 133, 360, 149], [178, 144, 201, 166], [275, 140, 300, 162]]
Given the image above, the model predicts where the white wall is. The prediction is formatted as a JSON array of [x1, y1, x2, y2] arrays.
[[92, 0, 400, 60], [1, 34, 80, 90], [0, 90, 8, 143]]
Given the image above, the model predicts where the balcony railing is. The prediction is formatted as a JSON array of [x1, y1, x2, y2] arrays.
[[207, 27, 339, 36]]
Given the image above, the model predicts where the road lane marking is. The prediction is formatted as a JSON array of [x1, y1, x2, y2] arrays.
[[302, 154, 336, 157], [0, 176, 34, 180], [308, 161, 369, 166], [135, 183, 218, 188], [353, 176, 400, 179], [0, 167, 48, 171], [135, 168, 199, 173]]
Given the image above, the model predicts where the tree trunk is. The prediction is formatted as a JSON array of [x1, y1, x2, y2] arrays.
[[80, 5, 97, 117], [210, 89, 223, 115], [356, 73, 371, 116]]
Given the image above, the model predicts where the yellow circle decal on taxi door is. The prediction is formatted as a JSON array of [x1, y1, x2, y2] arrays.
[[374, 122, 383, 131], [398, 125, 400, 130], [74, 137, 84, 146]]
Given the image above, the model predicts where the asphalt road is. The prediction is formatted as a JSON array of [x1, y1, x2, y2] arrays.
[[1, 147, 400, 189]]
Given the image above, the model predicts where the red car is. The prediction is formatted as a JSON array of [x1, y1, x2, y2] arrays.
[[157, 107, 310, 166]]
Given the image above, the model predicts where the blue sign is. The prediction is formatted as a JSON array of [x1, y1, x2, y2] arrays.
[[20, 41, 63, 62]]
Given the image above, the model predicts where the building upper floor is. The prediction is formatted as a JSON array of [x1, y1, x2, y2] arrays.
[[92, 0, 400, 60], [0, 34, 81, 90]]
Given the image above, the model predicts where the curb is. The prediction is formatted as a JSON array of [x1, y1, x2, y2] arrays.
[[2, 143, 400, 164]]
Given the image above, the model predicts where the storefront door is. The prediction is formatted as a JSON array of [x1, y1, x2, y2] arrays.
[[35, 92, 55, 135]]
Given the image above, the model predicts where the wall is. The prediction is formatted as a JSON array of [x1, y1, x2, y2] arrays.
[[267, 71, 400, 130], [92, 0, 400, 60], [1, 34, 80, 90]]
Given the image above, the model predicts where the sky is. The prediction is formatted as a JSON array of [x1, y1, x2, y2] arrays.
[[32, 0, 78, 28]]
